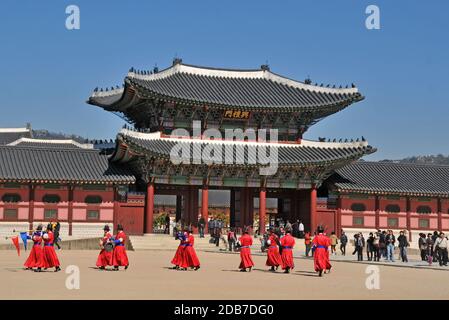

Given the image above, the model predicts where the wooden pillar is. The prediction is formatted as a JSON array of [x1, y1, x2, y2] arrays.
[[145, 181, 154, 234], [406, 196, 412, 241], [336, 196, 342, 237], [175, 195, 182, 223], [68, 185, 74, 236], [259, 187, 266, 234], [191, 187, 199, 230], [28, 184, 35, 231], [201, 186, 209, 233], [375, 195, 380, 231], [437, 197, 443, 232], [230, 189, 236, 228], [310, 185, 317, 233]]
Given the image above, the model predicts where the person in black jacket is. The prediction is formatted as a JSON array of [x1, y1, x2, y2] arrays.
[[385, 230, 396, 262], [355, 233, 365, 261], [397, 230, 409, 262]]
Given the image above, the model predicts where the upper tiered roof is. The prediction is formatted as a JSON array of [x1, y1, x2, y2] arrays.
[[0, 127, 32, 145], [88, 59, 364, 114]]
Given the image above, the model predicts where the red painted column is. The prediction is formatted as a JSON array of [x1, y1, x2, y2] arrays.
[[337, 195, 342, 237], [68, 185, 74, 236], [375, 195, 380, 231], [28, 184, 35, 231], [406, 196, 412, 241], [259, 187, 266, 234], [145, 181, 155, 234], [310, 185, 317, 233], [202, 186, 209, 233], [437, 197, 442, 232]]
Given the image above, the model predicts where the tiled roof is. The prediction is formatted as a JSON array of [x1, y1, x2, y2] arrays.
[[0, 146, 135, 184], [0, 128, 32, 145], [113, 129, 375, 167], [333, 161, 449, 197], [88, 61, 363, 112], [7, 138, 94, 149]]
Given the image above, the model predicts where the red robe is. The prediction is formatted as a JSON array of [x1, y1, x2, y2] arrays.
[[312, 233, 332, 272], [265, 234, 282, 267], [171, 232, 187, 266], [24, 233, 43, 268], [180, 234, 200, 268], [41, 231, 60, 268], [238, 234, 254, 269], [96, 232, 113, 267], [112, 231, 129, 267], [280, 233, 295, 269]]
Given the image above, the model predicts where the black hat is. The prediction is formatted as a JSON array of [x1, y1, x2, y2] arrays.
[[117, 224, 123, 231], [47, 223, 53, 231], [36, 224, 43, 231], [317, 225, 324, 233], [103, 225, 110, 231]]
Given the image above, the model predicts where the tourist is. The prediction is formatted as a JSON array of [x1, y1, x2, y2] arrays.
[[418, 233, 427, 261], [298, 220, 305, 239], [96, 225, 113, 270], [366, 232, 375, 261], [164, 214, 171, 234], [265, 228, 282, 271], [280, 228, 295, 273], [198, 216, 206, 238], [379, 230, 387, 259], [227, 227, 237, 252], [432, 231, 439, 262], [352, 233, 359, 255], [304, 231, 312, 257], [356, 233, 365, 261], [372, 232, 380, 261], [112, 224, 129, 271], [24, 224, 43, 272], [426, 233, 434, 265], [397, 230, 409, 262], [339, 231, 348, 256], [434, 232, 448, 266], [285, 220, 292, 232], [238, 228, 254, 272], [329, 231, 338, 255], [179, 228, 200, 271], [41, 223, 61, 272], [386, 229, 396, 262], [312, 226, 331, 277], [208, 217, 216, 237], [51, 219, 61, 250]]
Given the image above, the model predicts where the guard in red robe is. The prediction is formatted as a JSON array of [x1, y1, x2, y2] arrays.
[[40, 224, 61, 272], [179, 230, 200, 271], [24, 225, 43, 271], [265, 228, 282, 271], [112, 224, 129, 271], [171, 230, 188, 269], [312, 226, 332, 276], [280, 229, 295, 273], [238, 229, 254, 272], [96, 225, 113, 270]]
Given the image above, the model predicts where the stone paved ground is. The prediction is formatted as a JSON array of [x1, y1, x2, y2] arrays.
[[1, 249, 449, 300]]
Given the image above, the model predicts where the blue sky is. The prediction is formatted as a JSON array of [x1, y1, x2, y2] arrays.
[[0, 0, 447, 160]]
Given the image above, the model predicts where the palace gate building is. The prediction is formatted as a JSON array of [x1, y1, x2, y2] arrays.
[[1, 59, 448, 245]]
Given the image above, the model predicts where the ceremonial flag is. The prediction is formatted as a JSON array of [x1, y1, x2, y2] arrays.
[[20, 232, 28, 250], [11, 236, 20, 256]]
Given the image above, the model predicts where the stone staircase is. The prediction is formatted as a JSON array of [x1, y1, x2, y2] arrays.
[[129, 234, 226, 251]]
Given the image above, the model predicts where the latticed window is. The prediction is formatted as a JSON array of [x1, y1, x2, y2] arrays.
[[385, 204, 400, 213], [417, 206, 432, 214], [85, 195, 102, 204], [4, 209, 18, 219], [353, 217, 364, 226], [419, 219, 430, 228], [387, 218, 399, 228], [351, 203, 366, 212], [87, 210, 99, 220], [44, 209, 57, 219], [2, 193, 21, 203], [43, 194, 61, 203]]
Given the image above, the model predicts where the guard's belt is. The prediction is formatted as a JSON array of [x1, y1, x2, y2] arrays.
[[317, 245, 327, 249], [241, 246, 250, 248]]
